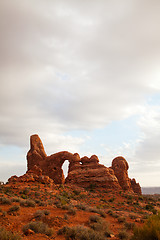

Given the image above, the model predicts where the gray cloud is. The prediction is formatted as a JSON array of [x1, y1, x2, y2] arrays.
[[0, 0, 160, 150]]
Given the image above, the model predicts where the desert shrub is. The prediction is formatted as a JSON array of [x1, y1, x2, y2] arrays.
[[73, 190, 81, 195], [124, 222, 135, 230], [58, 225, 107, 240], [0, 197, 12, 205], [89, 215, 111, 237], [34, 210, 45, 219], [108, 197, 115, 202], [89, 215, 101, 223], [20, 199, 35, 207], [112, 212, 119, 218], [129, 214, 137, 220], [118, 216, 126, 223], [138, 196, 143, 201], [64, 213, 69, 220], [43, 209, 50, 215], [145, 203, 157, 214], [2, 211, 6, 217], [0, 226, 22, 240], [8, 205, 20, 213], [118, 229, 129, 239], [76, 203, 87, 211], [33, 209, 50, 219], [98, 210, 106, 218], [131, 212, 160, 240], [11, 197, 21, 202], [22, 221, 53, 236], [67, 207, 76, 215], [107, 209, 113, 216]]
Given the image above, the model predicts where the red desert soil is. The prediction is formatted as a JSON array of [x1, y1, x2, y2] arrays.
[[0, 182, 159, 240]]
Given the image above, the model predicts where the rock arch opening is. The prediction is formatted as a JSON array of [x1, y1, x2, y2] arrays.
[[62, 160, 69, 179]]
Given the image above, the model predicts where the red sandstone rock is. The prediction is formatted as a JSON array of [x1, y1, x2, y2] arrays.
[[130, 178, 142, 195], [112, 156, 132, 191], [25, 134, 141, 193], [8, 165, 53, 185], [27, 134, 47, 170], [66, 155, 120, 189]]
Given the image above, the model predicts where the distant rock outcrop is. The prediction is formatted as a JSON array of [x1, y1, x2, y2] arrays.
[[10, 134, 142, 194]]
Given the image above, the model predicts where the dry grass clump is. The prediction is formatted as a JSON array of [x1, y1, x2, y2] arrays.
[[22, 221, 53, 236], [11, 197, 21, 203], [0, 226, 22, 240], [118, 229, 129, 240], [8, 205, 20, 213], [89, 214, 111, 237], [0, 197, 12, 205], [20, 199, 35, 207], [33, 209, 50, 219], [131, 212, 160, 240], [58, 225, 108, 240], [118, 216, 126, 223]]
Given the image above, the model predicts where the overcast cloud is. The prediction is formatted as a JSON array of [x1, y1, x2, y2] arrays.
[[0, 0, 160, 186]]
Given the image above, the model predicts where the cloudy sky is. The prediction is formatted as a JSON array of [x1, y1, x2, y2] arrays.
[[0, 0, 160, 187]]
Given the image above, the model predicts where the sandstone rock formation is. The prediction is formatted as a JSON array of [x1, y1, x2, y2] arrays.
[[11, 134, 142, 194], [130, 178, 142, 195], [8, 165, 54, 185], [66, 155, 120, 189], [112, 156, 132, 191]]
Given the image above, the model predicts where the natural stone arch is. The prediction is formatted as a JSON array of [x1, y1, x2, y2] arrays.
[[45, 151, 81, 184], [27, 135, 81, 184], [26, 134, 141, 194]]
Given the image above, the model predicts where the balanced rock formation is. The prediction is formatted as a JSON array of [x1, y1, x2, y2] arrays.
[[25, 134, 142, 194]]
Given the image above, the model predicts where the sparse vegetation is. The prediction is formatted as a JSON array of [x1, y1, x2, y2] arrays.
[[20, 199, 35, 207], [118, 229, 129, 239], [22, 221, 54, 236], [131, 212, 160, 240], [0, 197, 12, 205], [58, 225, 108, 240], [8, 205, 20, 213], [0, 226, 22, 240]]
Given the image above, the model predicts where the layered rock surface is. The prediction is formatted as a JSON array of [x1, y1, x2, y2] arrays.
[[11, 134, 142, 194], [8, 165, 54, 185]]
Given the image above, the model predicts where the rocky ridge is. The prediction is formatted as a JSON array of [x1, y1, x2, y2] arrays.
[[9, 134, 141, 195]]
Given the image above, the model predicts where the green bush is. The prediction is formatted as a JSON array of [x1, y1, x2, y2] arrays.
[[22, 221, 53, 236], [0, 226, 22, 240], [131, 212, 160, 240]]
